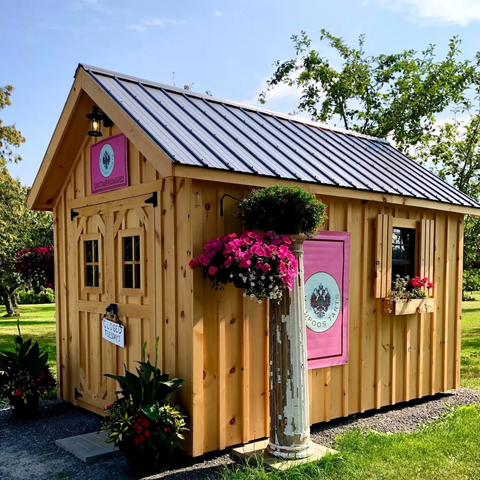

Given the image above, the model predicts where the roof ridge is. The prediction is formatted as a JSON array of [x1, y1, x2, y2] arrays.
[[79, 63, 389, 144]]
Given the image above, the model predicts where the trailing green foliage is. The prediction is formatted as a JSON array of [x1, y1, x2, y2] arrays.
[[17, 289, 55, 305], [237, 184, 327, 237]]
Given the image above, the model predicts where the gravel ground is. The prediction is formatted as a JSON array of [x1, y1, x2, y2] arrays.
[[0, 388, 479, 480]]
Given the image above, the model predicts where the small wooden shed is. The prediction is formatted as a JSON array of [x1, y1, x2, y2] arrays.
[[28, 64, 480, 457]]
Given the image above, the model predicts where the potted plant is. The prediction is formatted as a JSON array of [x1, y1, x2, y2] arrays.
[[236, 184, 327, 236], [0, 331, 56, 419], [383, 275, 435, 315], [100, 339, 187, 474], [189, 231, 299, 303]]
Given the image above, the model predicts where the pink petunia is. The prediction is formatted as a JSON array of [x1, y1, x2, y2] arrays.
[[262, 264, 271, 273], [224, 256, 233, 267], [208, 266, 218, 276]]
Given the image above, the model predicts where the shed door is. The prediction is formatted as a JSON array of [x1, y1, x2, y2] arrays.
[[72, 193, 156, 413]]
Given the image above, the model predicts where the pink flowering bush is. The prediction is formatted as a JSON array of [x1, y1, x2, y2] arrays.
[[389, 275, 434, 300], [189, 231, 298, 302], [15, 245, 54, 293]]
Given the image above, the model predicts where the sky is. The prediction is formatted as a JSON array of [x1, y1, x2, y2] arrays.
[[2, 0, 480, 186]]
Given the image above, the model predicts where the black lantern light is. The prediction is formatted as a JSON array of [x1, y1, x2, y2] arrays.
[[86, 106, 113, 137]]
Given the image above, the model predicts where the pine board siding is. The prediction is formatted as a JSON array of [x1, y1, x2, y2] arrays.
[[52, 128, 463, 456]]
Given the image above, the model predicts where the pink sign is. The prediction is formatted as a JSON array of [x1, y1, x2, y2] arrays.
[[91, 134, 129, 195], [304, 231, 350, 369]]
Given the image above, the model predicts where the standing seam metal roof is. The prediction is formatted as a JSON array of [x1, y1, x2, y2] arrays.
[[80, 64, 480, 209]]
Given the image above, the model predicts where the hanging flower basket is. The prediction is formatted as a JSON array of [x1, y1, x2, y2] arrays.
[[189, 231, 298, 303], [236, 184, 327, 237]]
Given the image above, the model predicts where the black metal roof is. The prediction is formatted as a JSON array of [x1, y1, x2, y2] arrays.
[[80, 64, 480, 209]]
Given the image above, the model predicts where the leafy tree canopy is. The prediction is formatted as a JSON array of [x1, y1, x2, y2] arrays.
[[0, 85, 25, 165], [260, 30, 479, 152]]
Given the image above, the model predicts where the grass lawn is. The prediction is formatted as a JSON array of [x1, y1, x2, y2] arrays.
[[0, 304, 56, 377], [1, 299, 480, 478], [460, 295, 480, 390], [223, 405, 480, 480]]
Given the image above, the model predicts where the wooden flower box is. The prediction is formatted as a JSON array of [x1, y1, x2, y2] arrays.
[[382, 298, 435, 316]]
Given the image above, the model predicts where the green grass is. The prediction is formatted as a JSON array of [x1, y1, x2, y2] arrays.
[[461, 295, 480, 391], [0, 304, 56, 377], [1, 300, 479, 478], [223, 405, 480, 480]]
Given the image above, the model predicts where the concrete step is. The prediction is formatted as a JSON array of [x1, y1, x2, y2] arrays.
[[55, 431, 122, 463]]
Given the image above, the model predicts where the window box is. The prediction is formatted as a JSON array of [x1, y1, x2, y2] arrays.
[[382, 297, 435, 315]]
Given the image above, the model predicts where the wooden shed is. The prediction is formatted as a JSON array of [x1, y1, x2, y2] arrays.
[[28, 64, 480, 457]]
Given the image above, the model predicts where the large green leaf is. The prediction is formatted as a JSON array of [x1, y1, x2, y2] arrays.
[[140, 402, 160, 421]]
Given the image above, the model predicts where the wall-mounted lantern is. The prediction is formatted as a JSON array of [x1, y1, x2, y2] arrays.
[[86, 106, 113, 137]]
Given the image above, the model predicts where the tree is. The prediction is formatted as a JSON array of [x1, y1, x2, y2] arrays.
[[1, 85, 25, 164], [0, 85, 52, 315], [0, 165, 53, 315], [260, 30, 479, 152], [416, 112, 480, 286]]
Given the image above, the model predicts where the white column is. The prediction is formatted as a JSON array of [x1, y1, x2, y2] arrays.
[[267, 235, 313, 459]]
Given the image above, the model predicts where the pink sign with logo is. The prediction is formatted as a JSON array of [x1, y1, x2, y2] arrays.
[[304, 231, 350, 369], [91, 134, 129, 195]]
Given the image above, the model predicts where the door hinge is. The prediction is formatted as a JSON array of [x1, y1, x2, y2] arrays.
[[145, 192, 158, 208], [74, 387, 83, 399], [71, 209, 79, 221]]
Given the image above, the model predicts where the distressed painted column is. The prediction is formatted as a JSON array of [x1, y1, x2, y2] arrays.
[[267, 234, 313, 459]]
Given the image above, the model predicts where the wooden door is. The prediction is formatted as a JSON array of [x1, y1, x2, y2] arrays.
[[72, 193, 156, 413]]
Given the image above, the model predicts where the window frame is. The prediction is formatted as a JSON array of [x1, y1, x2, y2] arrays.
[[80, 233, 103, 295], [118, 227, 145, 297]]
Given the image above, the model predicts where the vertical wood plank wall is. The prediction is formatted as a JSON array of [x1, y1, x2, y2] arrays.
[[52, 127, 464, 456], [188, 181, 464, 455]]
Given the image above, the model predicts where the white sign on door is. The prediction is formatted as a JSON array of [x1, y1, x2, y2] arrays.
[[102, 317, 125, 348]]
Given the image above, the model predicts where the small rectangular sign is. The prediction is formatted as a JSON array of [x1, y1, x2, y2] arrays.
[[102, 317, 125, 348], [91, 133, 129, 195]]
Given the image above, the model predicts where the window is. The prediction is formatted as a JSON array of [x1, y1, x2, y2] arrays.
[[84, 239, 100, 287], [392, 227, 416, 282], [375, 215, 435, 299], [123, 235, 141, 289]]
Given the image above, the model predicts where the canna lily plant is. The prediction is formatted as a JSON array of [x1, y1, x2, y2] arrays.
[[100, 339, 187, 467]]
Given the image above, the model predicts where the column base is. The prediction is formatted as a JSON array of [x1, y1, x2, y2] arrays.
[[266, 441, 314, 460]]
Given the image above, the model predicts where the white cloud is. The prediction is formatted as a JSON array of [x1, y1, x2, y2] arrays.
[[380, 0, 480, 26], [127, 24, 147, 32], [213, 11, 223, 17], [128, 17, 187, 31], [239, 76, 306, 118], [144, 18, 164, 27]]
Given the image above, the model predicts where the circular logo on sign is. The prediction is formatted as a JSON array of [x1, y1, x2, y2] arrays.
[[305, 272, 341, 333], [99, 144, 115, 178]]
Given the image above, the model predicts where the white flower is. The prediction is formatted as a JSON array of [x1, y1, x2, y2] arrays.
[[250, 294, 254, 298], [258, 299, 263, 304], [243, 292, 247, 297], [261, 276, 265, 280], [230, 274, 234, 278], [251, 282, 255, 286]]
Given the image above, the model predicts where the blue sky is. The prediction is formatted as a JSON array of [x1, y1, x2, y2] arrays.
[[2, 0, 480, 186]]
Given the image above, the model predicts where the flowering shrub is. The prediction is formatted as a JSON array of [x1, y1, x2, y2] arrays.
[[236, 184, 327, 237], [389, 275, 434, 300], [0, 334, 56, 406], [101, 397, 187, 458], [100, 340, 187, 464], [15, 245, 54, 293], [189, 231, 298, 302]]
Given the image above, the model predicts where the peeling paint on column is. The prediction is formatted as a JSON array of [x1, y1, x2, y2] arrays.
[[267, 235, 314, 460]]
